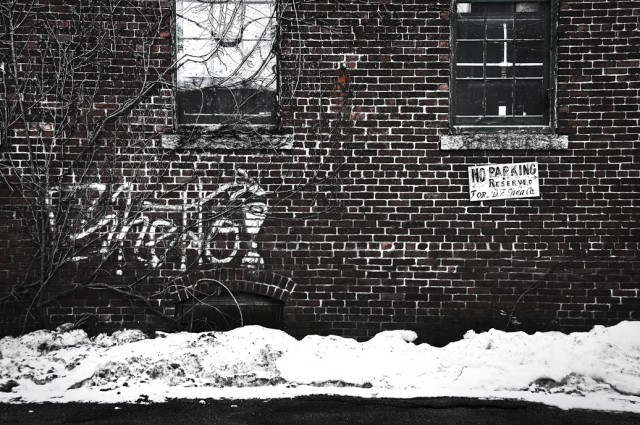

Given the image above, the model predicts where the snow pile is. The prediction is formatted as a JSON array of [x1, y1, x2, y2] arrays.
[[1, 322, 639, 412], [277, 323, 640, 397], [86, 327, 295, 388], [0, 328, 90, 358]]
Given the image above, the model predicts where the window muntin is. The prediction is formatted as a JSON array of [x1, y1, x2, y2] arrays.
[[451, 1, 552, 131], [175, 0, 277, 126]]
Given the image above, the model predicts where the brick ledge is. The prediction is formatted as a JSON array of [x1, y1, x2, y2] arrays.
[[162, 127, 293, 150]]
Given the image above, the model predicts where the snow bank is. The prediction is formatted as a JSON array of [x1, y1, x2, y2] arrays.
[[1, 322, 639, 412]]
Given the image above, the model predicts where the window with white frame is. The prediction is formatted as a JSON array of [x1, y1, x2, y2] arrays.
[[450, 0, 556, 134], [175, 0, 277, 126]]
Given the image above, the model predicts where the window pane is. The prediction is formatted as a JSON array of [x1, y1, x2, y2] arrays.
[[515, 19, 544, 39], [456, 80, 484, 116], [515, 64, 543, 77], [458, 19, 485, 39], [486, 65, 514, 78], [486, 41, 513, 78], [516, 40, 544, 63], [215, 39, 276, 88], [242, 88, 278, 116], [178, 39, 218, 88], [486, 81, 513, 116], [178, 14, 210, 40], [179, 87, 277, 120], [243, 3, 275, 40], [457, 3, 483, 16], [516, 3, 542, 14], [479, 3, 513, 16], [458, 41, 484, 64], [515, 80, 545, 116], [458, 65, 484, 78], [486, 20, 512, 40], [486, 41, 513, 64], [457, 3, 472, 14]]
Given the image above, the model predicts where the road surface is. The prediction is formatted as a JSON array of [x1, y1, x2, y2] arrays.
[[1, 396, 639, 425]]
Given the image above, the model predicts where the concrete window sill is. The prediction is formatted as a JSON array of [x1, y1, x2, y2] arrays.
[[162, 125, 293, 150], [440, 133, 569, 150]]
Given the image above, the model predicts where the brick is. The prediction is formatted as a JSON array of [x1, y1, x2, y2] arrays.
[[0, 0, 637, 344]]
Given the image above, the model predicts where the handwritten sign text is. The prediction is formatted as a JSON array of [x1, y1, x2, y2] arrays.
[[468, 162, 540, 201]]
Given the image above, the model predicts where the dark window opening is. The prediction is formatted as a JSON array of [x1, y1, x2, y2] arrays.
[[177, 86, 277, 125], [176, 292, 284, 332], [451, 1, 555, 133]]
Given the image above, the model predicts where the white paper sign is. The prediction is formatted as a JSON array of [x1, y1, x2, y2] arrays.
[[468, 162, 540, 201]]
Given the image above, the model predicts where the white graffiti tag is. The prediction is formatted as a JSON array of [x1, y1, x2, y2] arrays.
[[49, 172, 269, 273]]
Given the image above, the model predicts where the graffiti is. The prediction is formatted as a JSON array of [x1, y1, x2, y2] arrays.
[[48, 170, 269, 273]]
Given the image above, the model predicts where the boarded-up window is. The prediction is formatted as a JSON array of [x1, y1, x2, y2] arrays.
[[175, 0, 277, 126]]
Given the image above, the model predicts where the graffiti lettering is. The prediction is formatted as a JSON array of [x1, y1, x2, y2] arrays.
[[49, 172, 268, 274]]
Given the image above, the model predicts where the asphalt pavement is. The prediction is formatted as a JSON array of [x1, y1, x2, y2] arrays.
[[1, 396, 640, 425]]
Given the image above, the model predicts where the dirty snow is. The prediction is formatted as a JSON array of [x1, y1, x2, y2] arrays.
[[1, 322, 639, 412]]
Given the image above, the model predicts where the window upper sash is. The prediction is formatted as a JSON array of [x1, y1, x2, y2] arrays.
[[175, 0, 278, 126]]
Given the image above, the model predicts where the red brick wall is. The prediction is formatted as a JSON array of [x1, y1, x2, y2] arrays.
[[0, 0, 638, 344]]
